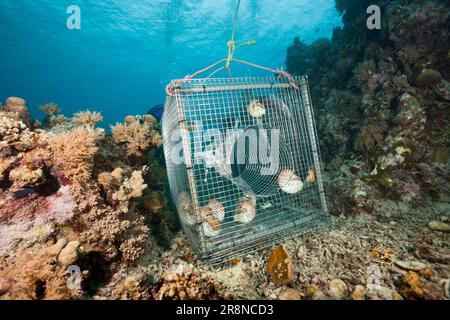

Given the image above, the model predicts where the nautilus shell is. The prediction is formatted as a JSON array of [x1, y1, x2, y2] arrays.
[[203, 214, 222, 237], [207, 199, 225, 222], [248, 99, 266, 118], [306, 168, 316, 184], [278, 169, 303, 194], [200, 206, 221, 237], [234, 198, 256, 224], [243, 193, 257, 206], [177, 191, 196, 226]]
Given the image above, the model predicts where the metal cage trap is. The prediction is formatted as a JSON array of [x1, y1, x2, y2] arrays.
[[162, 74, 329, 265]]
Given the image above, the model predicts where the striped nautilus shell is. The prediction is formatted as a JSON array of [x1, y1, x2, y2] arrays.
[[248, 99, 266, 118], [306, 168, 316, 184], [177, 191, 196, 226], [278, 169, 303, 194], [234, 198, 257, 224], [206, 199, 225, 222], [200, 207, 221, 237]]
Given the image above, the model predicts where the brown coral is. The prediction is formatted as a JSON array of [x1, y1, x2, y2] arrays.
[[50, 126, 98, 183], [111, 121, 161, 159], [39, 103, 60, 117], [73, 110, 103, 129], [0, 247, 82, 299]]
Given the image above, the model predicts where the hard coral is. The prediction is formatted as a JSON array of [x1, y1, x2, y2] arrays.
[[0, 116, 38, 152], [112, 170, 147, 204], [154, 263, 219, 300], [9, 166, 45, 188]]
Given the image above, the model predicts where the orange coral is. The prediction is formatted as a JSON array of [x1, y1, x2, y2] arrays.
[[370, 246, 396, 266], [50, 126, 98, 183]]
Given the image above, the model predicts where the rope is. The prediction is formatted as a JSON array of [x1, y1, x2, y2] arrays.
[[166, 58, 299, 96], [226, 0, 241, 71], [165, 0, 299, 96]]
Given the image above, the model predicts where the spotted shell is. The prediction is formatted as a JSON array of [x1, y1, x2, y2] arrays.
[[207, 199, 225, 222], [234, 199, 256, 224], [278, 169, 303, 194], [177, 192, 196, 226], [203, 214, 221, 237], [248, 99, 266, 118]]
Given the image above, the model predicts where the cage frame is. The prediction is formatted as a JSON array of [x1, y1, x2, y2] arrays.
[[163, 75, 329, 265]]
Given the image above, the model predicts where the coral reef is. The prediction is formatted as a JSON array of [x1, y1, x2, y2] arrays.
[[286, 0, 450, 216], [0, 98, 167, 298]]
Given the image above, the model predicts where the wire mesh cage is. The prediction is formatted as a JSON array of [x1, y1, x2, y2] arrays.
[[162, 75, 329, 265]]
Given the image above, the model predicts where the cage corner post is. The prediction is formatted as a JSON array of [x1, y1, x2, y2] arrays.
[[174, 89, 209, 259], [299, 76, 329, 215]]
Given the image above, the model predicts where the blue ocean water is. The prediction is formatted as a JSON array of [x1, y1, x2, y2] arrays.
[[0, 0, 342, 126]]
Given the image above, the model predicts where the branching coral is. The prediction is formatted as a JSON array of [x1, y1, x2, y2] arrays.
[[39, 103, 60, 117], [111, 121, 161, 158], [73, 183, 150, 263], [73, 110, 103, 129], [112, 170, 147, 202], [50, 126, 98, 183]]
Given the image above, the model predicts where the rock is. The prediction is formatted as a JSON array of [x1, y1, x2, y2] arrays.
[[328, 279, 349, 300], [415, 69, 442, 87], [213, 263, 260, 299], [267, 245, 295, 285], [351, 285, 366, 300], [47, 238, 68, 257], [311, 289, 327, 300], [366, 285, 403, 300], [427, 220, 450, 233], [58, 240, 80, 267], [394, 260, 427, 272], [277, 288, 301, 300]]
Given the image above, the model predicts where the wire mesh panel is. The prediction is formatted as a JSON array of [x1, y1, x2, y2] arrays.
[[162, 76, 329, 265]]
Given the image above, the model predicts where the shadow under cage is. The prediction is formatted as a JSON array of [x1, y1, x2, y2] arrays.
[[162, 76, 329, 265]]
